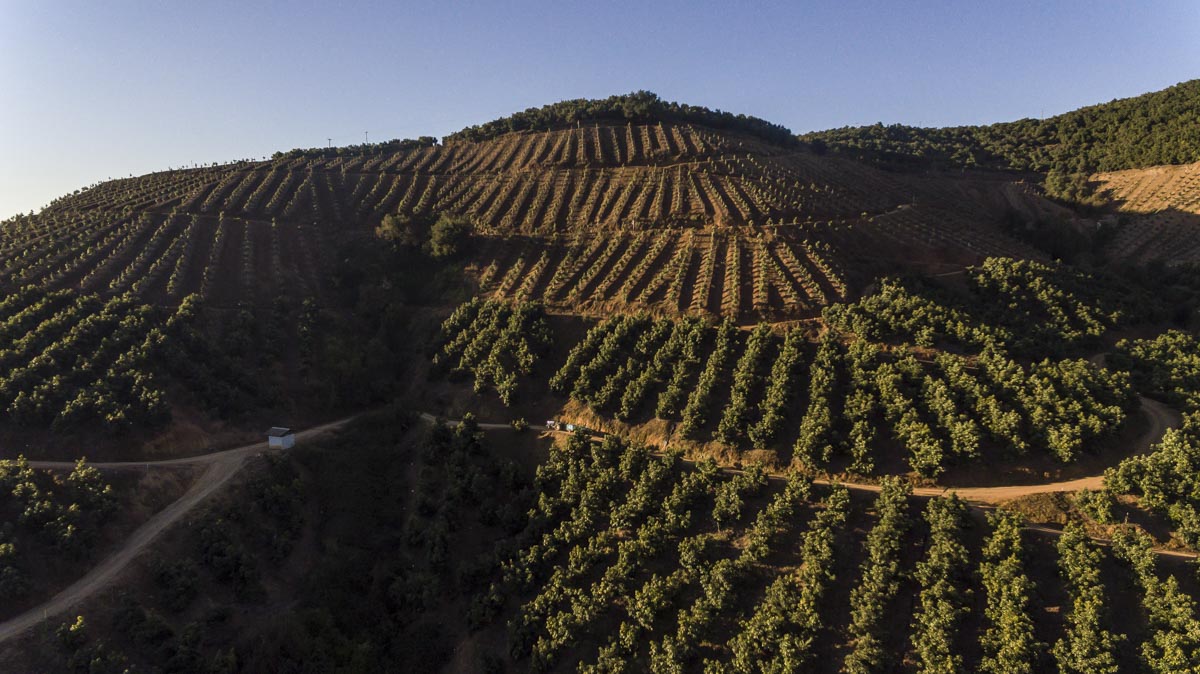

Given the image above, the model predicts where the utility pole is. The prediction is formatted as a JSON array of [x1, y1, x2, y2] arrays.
[[364, 131, 369, 145]]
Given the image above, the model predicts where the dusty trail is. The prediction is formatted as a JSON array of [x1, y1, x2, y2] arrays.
[[25, 417, 355, 471], [0, 458, 245, 644], [1021, 523, 1197, 560], [537, 395, 1192, 559], [812, 395, 1178, 503], [535, 395, 1179, 505], [0, 416, 356, 645], [0, 392, 1184, 644]]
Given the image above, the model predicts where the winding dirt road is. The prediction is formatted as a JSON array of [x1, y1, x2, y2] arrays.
[[0, 417, 356, 645], [535, 395, 1179, 505], [826, 395, 1179, 503], [0, 394, 1184, 645]]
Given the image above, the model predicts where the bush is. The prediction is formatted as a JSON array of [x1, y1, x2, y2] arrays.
[[376, 213, 422, 247], [153, 557, 200, 612], [428, 213, 472, 259]]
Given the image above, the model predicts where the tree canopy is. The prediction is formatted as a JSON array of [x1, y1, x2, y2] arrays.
[[443, 91, 799, 148], [801, 79, 1200, 175], [428, 213, 472, 259]]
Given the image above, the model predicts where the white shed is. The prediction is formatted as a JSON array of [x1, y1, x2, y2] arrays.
[[268, 427, 295, 449]]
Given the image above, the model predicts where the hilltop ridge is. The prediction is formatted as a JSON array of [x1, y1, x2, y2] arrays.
[[802, 79, 1200, 178], [443, 90, 800, 147]]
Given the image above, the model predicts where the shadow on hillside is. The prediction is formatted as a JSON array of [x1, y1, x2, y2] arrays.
[[1091, 202, 1200, 265]]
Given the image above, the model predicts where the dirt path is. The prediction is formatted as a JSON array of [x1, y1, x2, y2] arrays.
[[1022, 523, 1197, 560], [531, 395, 1178, 506], [814, 395, 1179, 503], [417, 412, 512, 431], [25, 417, 355, 471], [0, 458, 244, 644], [532, 395, 1192, 559], [0, 416, 356, 645], [0, 393, 1182, 644]]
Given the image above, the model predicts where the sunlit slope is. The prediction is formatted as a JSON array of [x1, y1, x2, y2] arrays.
[[1093, 161, 1200, 265], [4, 119, 1048, 320]]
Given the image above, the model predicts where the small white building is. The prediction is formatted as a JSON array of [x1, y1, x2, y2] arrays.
[[268, 427, 295, 449]]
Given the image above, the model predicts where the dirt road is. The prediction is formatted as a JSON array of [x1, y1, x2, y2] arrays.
[[0, 416, 356, 645], [0, 458, 245, 644], [417, 412, 512, 431], [534, 395, 1179, 506], [813, 395, 1179, 504], [25, 417, 355, 471], [0, 394, 1183, 645]]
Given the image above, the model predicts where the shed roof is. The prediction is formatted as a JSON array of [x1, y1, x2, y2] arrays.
[[268, 427, 293, 437]]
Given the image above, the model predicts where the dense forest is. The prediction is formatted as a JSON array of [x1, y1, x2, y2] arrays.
[[446, 81, 1200, 175], [802, 79, 1200, 200], [444, 91, 799, 147]]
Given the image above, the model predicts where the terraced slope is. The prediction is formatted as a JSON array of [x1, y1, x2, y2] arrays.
[[1094, 161, 1200, 265], [5, 121, 1051, 321]]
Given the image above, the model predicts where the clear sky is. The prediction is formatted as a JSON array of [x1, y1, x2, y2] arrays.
[[2, 0, 1198, 219]]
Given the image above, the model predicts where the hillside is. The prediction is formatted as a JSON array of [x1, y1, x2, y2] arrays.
[[9, 86, 1200, 672], [1, 88, 1198, 447], [1, 88, 1198, 464], [9, 83, 1200, 319], [4, 111, 1054, 326], [3, 411, 1198, 673], [1092, 160, 1200, 266]]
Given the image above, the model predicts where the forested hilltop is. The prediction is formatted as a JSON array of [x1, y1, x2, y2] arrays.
[[444, 90, 799, 147], [802, 79, 1200, 177]]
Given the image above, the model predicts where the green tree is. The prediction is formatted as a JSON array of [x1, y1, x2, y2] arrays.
[[428, 213, 472, 259], [375, 213, 422, 247]]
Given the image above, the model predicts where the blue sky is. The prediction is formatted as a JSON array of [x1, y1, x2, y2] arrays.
[[2, 0, 1198, 219]]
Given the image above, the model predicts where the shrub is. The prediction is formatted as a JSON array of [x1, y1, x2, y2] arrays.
[[428, 213, 472, 259]]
